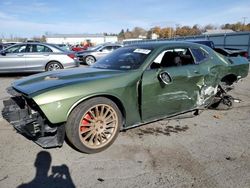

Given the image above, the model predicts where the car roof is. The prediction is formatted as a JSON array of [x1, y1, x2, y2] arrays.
[[3, 42, 64, 52], [101, 43, 123, 46], [125, 41, 203, 49]]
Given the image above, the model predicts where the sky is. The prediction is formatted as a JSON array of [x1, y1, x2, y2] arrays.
[[0, 0, 249, 38]]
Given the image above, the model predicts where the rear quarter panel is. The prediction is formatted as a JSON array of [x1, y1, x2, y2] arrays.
[[48, 53, 77, 68]]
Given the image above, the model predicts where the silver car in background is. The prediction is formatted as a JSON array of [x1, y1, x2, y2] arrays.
[[0, 42, 79, 73], [76, 43, 122, 65]]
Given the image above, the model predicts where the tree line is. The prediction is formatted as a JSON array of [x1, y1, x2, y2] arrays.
[[118, 22, 250, 40], [1, 22, 250, 43]]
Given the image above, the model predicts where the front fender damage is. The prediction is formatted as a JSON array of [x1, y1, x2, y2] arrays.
[[2, 94, 65, 148], [208, 84, 235, 110]]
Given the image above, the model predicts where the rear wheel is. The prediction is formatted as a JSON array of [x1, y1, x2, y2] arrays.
[[65, 97, 122, 153], [46, 61, 63, 71], [85, 55, 96, 65]]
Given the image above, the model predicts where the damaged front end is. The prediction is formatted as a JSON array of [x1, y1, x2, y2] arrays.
[[209, 84, 235, 110], [2, 87, 65, 148]]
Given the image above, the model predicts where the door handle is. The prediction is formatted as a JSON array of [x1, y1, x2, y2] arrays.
[[43, 54, 49, 56], [17, 54, 24, 57]]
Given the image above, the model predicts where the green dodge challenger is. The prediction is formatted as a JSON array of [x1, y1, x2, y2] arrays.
[[2, 42, 249, 153]]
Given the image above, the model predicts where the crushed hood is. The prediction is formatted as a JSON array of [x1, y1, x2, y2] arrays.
[[12, 67, 124, 96]]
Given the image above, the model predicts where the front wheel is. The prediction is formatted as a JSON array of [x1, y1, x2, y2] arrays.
[[85, 55, 96, 65], [65, 97, 122, 153]]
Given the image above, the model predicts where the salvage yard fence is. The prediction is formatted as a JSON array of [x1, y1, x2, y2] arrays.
[[123, 31, 250, 59]]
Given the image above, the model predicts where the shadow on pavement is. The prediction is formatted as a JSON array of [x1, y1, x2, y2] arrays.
[[17, 151, 75, 188], [0, 73, 35, 78], [136, 125, 189, 138]]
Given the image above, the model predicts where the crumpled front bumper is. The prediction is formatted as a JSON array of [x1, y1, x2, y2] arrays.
[[2, 89, 65, 148]]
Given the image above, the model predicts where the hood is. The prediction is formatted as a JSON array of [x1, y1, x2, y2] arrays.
[[12, 67, 124, 96], [76, 50, 95, 55]]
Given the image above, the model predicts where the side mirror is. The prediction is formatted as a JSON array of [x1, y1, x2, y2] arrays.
[[158, 71, 172, 84], [1, 51, 6, 56]]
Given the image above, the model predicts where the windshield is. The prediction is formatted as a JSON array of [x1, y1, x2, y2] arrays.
[[91, 47, 152, 70], [88, 44, 103, 51]]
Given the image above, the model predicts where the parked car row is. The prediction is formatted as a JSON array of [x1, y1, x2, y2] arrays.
[[0, 42, 123, 73], [0, 42, 79, 73], [76, 43, 123, 65]]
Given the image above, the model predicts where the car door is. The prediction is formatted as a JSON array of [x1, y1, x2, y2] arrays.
[[141, 47, 205, 121], [25, 44, 52, 71], [0, 44, 27, 72]]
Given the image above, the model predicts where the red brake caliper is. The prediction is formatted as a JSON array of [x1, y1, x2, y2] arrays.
[[80, 113, 92, 132]]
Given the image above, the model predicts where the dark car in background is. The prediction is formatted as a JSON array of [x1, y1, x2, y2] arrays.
[[0, 42, 17, 51], [0, 42, 79, 73], [55, 44, 71, 51], [189, 40, 249, 59], [76, 43, 123, 65], [71, 45, 88, 52]]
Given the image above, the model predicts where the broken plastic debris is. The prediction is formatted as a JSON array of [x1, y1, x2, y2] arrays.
[[213, 115, 220, 119], [234, 99, 241, 103]]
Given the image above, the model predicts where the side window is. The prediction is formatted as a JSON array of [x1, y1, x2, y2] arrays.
[[112, 46, 121, 50], [5, 45, 27, 53], [151, 48, 195, 69], [36, 45, 52, 52], [26, 44, 35, 52], [190, 48, 209, 64], [101, 46, 112, 52]]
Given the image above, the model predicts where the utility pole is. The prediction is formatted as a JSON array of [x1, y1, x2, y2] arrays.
[[242, 17, 247, 25], [242, 17, 247, 31]]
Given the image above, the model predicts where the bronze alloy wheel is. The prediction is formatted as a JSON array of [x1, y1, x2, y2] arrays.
[[78, 104, 118, 149], [66, 97, 122, 153]]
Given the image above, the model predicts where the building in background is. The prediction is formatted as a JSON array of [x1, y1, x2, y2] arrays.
[[46, 34, 118, 45], [202, 29, 234, 35]]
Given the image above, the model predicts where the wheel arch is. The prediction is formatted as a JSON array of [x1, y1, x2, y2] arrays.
[[85, 55, 96, 60], [220, 74, 238, 85], [67, 94, 127, 126]]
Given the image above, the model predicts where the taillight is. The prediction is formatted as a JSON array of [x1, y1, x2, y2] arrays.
[[243, 52, 248, 58], [67, 53, 75, 59]]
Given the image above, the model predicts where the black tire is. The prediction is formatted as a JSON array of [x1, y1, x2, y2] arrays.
[[45, 61, 63, 71], [84, 55, 96, 65], [65, 97, 122, 153]]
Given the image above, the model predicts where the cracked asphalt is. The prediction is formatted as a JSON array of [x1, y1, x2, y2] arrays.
[[0, 69, 250, 188]]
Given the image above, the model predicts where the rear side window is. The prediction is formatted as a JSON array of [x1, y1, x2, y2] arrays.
[[101, 46, 113, 52], [36, 45, 52, 52], [190, 48, 208, 64]]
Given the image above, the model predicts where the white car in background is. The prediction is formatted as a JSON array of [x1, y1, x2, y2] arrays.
[[0, 42, 79, 73]]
